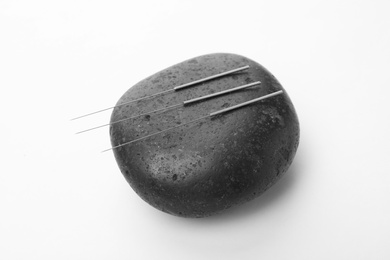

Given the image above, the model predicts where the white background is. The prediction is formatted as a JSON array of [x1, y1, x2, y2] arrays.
[[1, 1, 390, 259]]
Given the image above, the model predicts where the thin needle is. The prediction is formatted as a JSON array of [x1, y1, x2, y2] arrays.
[[70, 89, 174, 121], [102, 90, 283, 152], [71, 65, 250, 121], [75, 103, 182, 134], [102, 115, 210, 153], [76, 81, 261, 134]]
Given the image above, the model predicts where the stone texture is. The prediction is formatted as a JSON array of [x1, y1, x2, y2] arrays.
[[110, 53, 300, 218]]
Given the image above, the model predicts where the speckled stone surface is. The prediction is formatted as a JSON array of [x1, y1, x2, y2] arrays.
[[110, 53, 300, 218]]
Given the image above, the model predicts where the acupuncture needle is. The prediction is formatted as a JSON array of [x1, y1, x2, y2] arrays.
[[76, 81, 261, 134], [71, 65, 250, 121], [102, 90, 283, 153]]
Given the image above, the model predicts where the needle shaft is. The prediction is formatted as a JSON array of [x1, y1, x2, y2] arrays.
[[102, 115, 210, 153], [71, 65, 250, 121], [75, 103, 181, 134]]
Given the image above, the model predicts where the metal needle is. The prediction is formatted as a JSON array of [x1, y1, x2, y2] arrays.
[[71, 65, 250, 121]]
